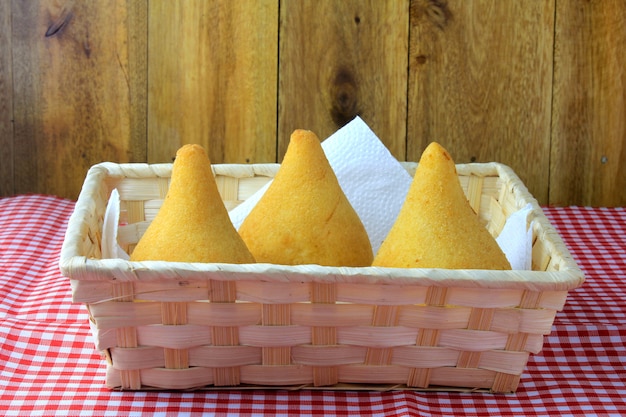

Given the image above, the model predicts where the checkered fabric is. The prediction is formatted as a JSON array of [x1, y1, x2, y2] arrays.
[[1, 196, 624, 416]]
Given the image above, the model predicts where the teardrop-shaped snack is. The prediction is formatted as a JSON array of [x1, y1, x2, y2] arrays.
[[238, 129, 373, 266], [373, 142, 511, 270], [130, 144, 255, 264]]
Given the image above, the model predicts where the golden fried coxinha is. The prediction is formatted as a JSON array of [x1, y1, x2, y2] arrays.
[[238, 129, 373, 267], [373, 142, 511, 270], [130, 144, 255, 264]]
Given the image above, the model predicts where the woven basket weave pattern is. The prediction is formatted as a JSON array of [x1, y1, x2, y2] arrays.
[[60, 162, 584, 393]]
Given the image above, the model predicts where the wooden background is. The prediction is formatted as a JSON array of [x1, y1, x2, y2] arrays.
[[1, 0, 624, 206]]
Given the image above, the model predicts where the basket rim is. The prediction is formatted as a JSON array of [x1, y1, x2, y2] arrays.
[[59, 161, 585, 292], [60, 256, 584, 291]]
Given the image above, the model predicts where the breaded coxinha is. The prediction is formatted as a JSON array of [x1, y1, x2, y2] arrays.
[[238, 129, 373, 266], [130, 144, 255, 264], [373, 142, 511, 270]]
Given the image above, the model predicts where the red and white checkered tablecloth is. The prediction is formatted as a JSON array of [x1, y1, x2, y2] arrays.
[[1, 195, 624, 416]]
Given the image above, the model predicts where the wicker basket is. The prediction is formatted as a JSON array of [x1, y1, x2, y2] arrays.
[[59, 161, 584, 393]]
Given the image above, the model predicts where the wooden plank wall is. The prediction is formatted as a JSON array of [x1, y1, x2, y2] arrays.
[[1, 0, 624, 206]]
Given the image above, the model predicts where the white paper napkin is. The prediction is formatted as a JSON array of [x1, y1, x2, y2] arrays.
[[496, 203, 533, 270], [102, 188, 130, 260]]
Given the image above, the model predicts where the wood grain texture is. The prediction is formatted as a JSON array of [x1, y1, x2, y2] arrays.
[[408, 0, 555, 203], [278, 0, 408, 160], [550, 0, 626, 207], [2, 0, 625, 205], [0, 0, 13, 196], [11, 0, 146, 198], [127, 0, 148, 163], [147, 0, 278, 165]]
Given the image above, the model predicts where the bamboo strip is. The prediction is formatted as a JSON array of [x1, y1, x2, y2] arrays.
[[90, 299, 161, 316], [262, 304, 292, 366], [456, 308, 494, 370], [496, 183, 517, 219], [311, 327, 337, 346], [491, 373, 521, 393], [478, 350, 530, 375], [115, 178, 163, 201], [491, 289, 543, 392], [213, 365, 241, 387], [392, 346, 460, 368], [141, 367, 214, 390], [124, 200, 146, 224], [240, 365, 313, 386], [531, 236, 552, 271], [223, 201, 241, 211], [115, 327, 138, 351], [338, 365, 409, 384], [337, 326, 419, 348], [425, 287, 449, 307], [157, 177, 169, 199], [291, 345, 367, 366], [134, 199, 161, 223], [112, 281, 141, 389], [417, 329, 442, 347], [71, 280, 112, 304], [546, 250, 567, 272], [520, 290, 542, 308], [446, 287, 523, 308], [439, 329, 508, 351], [429, 367, 495, 390], [523, 333, 544, 354], [188, 345, 261, 368], [364, 348, 392, 367], [117, 222, 147, 248], [110, 346, 164, 370], [90, 301, 162, 329], [210, 279, 237, 302], [490, 309, 524, 334], [90, 323, 116, 350], [365, 306, 399, 366], [136, 324, 211, 349], [290, 303, 373, 327], [134, 280, 209, 302], [407, 286, 449, 388], [538, 291, 569, 310], [312, 366, 337, 387], [237, 281, 310, 303], [467, 308, 494, 330], [336, 283, 428, 305], [487, 197, 508, 237], [215, 175, 240, 202], [235, 176, 274, 201], [445, 288, 565, 311], [162, 302, 187, 325], [311, 283, 338, 386], [162, 302, 189, 369], [465, 174, 484, 214], [371, 306, 399, 327], [397, 305, 472, 329], [105, 366, 122, 389], [491, 308, 557, 335], [187, 302, 261, 327], [208, 280, 240, 386], [239, 325, 311, 347]]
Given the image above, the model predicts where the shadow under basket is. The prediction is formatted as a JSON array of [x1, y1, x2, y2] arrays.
[[59, 161, 584, 393]]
